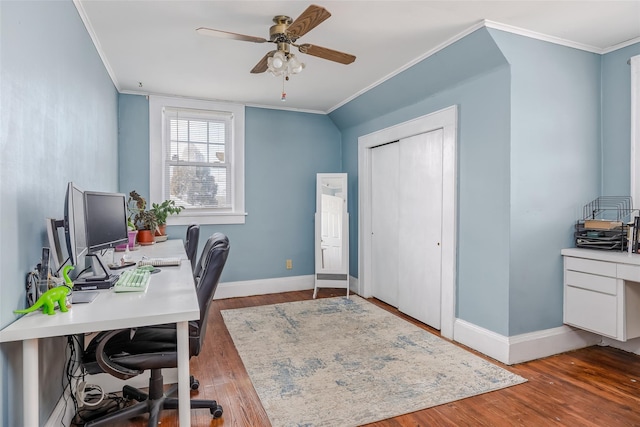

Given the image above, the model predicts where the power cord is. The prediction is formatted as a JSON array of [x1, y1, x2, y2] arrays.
[[64, 335, 130, 426], [76, 381, 105, 407]]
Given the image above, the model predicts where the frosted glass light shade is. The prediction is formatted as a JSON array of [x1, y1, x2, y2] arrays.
[[267, 51, 288, 76], [288, 55, 305, 74]]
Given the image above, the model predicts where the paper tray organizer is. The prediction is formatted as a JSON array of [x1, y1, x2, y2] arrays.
[[575, 196, 638, 251]]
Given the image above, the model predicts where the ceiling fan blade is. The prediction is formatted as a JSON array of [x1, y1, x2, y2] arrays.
[[286, 4, 331, 40], [298, 44, 356, 65], [250, 51, 275, 74], [196, 27, 268, 43]]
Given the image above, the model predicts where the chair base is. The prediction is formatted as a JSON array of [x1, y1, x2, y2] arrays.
[[84, 369, 222, 426]]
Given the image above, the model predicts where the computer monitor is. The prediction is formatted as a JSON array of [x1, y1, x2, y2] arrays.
[[74, 190, 129, 285], [46, 217, 67, 275], [64, 182, 88, 268], [84, 191, 129, 252]]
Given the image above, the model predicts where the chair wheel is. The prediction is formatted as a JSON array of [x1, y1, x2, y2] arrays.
[[210, 403, 223, 418], [190, 375, 200, 390]]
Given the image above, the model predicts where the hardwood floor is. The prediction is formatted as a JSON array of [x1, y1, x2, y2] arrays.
[[108, 289, 640, 426]]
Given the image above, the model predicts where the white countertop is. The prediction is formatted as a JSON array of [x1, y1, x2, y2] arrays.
[[561, 247, 640, 266]]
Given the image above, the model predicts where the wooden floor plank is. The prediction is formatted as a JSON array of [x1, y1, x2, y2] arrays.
[[87, 289, 640, 426]]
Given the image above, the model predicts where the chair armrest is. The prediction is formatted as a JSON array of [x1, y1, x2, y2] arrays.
[[95, 329, 144, 380]]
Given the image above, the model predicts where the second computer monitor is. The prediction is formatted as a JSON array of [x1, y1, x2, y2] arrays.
[[64, 181, 88, 267], [84, 191, 129, 253]]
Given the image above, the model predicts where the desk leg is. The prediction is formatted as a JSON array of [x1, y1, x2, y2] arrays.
[[176, 321, 191, 426], [23, 338, 38, 427]]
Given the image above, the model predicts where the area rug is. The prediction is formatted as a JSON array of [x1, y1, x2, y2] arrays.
[[221, 296, 526, 427]]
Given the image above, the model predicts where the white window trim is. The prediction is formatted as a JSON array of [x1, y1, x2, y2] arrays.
[[631, 55, 640, 206], [149, 95, 246, 225]]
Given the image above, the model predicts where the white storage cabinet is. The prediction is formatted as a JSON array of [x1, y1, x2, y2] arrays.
[[562, 248, 640, 341]]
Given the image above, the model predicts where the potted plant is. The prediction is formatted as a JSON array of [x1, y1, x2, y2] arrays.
[[151, 199, 184, 237], [127, 191, 158, 245]]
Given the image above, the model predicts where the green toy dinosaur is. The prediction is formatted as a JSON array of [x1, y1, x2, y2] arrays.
[[15, 265, 75, 316]]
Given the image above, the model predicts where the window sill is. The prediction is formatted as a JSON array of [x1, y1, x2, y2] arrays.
[[167, 212, 247, 226]]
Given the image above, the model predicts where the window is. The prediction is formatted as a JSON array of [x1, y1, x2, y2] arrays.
[[150, 96, 246, 225]]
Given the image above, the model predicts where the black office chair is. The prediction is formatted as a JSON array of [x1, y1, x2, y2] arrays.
[[184, 223, 200, 273], [81, 233, 230, 426]]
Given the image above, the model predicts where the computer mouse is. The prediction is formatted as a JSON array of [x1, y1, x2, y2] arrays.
[[150, 268, 161, 274]]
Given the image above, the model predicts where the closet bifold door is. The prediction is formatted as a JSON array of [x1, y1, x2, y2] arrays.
[[370, 128, 444, 329]]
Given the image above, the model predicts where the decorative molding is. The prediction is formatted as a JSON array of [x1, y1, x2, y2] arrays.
[[329, 19, 635, 113], [72, 0, 120, 91], [453, 319, 602, 365], [602, 335, 640, 355], [328, 21, 486, 113], [73, 4, 635, 116], [214, 275, 314, 300], [215, 275, 358, 300], [602, 37, 640, 55], [483, 20, 602, 54]]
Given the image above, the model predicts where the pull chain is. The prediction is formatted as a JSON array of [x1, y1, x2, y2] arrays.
[[281, 73, 287, 101]]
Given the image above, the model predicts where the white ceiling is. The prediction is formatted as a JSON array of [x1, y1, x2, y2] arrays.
[[75, 1, 640, 113]]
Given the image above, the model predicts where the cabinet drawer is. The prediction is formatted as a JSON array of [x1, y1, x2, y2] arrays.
[[565, 270, 617, 295], [565, 257, 616, 277], [564, 286, 617, 338], [617, 264, 640, 282]]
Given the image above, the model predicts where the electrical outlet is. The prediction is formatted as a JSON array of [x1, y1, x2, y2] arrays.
[[286, 259, 293, 270]]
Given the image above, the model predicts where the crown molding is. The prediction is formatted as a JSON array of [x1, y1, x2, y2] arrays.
[[73, 0, 120, 91], [328, 20, 487, 113], [602, 36, 640, 55], [483, 20, 603, 54]]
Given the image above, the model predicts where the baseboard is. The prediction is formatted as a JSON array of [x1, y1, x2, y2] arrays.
[[45, 381, 76, 427], [453, 319, 601, 365], [215, 275, 360, 300], [602, 336, 640, 354]]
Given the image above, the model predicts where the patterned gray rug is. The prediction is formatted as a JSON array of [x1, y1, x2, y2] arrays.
[[221, 296, 526, 427]]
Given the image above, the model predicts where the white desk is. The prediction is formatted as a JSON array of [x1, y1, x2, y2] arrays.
[[0, 239, 199, 427], [562, 248, 640, 341]]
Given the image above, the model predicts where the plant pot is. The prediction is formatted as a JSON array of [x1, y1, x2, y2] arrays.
[[137, 229, 155, 245], [127, 230, 138, 248], [155, 224, 167, 237], [116, 230, 138, 251]]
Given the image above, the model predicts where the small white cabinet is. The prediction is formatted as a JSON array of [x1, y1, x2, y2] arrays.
[[562, 248, 640, 341]]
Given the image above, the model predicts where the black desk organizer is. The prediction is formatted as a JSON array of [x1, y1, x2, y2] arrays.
[[575, 196, 637, 252]]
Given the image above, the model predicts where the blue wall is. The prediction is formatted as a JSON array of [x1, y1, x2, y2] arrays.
[[334, 28, 514, 334], [2, 0, 639, 424], [0, 1, 118, 425], [488, 30, 602, 335], [332, 28, 606, 336], [117, 99, 342, 283], [602, 43, 640, 196]]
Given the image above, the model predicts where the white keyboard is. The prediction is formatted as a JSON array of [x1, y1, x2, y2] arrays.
[[114, 269, 151, 293], [138, 257, 181, 267]]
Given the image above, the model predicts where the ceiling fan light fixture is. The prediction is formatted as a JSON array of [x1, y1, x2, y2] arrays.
[[287, 54, 305, 74], [267, 51, 288, 76]]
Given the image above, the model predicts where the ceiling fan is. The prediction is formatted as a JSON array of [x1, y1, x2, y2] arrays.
[[196, 4, 356, 76]]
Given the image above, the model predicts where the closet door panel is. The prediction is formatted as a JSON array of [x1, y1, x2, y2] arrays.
[[398, 129, 443, 329], [371, 142, 399, 307]]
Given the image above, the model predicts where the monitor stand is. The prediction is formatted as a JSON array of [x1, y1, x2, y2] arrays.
[[73, 253, 118, 290]]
